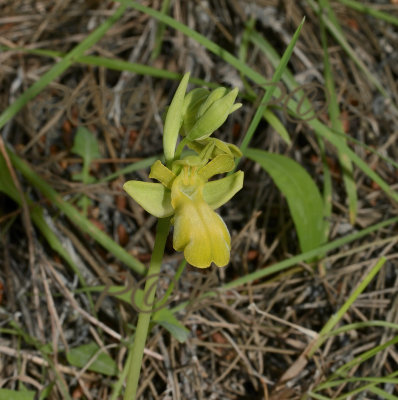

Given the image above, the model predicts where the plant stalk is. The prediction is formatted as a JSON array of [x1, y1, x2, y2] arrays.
[[123, 217, 170, 400]]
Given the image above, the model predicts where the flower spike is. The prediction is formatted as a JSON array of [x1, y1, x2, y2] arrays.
[[124, 75, 244, 268]]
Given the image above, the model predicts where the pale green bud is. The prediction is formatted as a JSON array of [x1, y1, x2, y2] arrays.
[[181, 88, 209, 136], [186, 88, 242, 141], [196, 87, 227, 119]]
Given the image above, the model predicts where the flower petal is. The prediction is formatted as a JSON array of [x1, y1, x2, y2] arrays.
[[198, 154, 234, 181], [123, 180, 173, 218], [203, 171, 244, 209], [149, 160, 176, 188]]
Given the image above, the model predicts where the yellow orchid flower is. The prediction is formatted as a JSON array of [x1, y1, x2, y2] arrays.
[[123, 155, 243, 268], [171, 165, 231, 268]]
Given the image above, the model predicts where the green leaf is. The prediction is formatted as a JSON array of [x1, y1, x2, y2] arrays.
[[152, 308, 190, 343], [245, 149, 326, 253], [0, 389, 35, 400], [76, 195, 92, 210], [71, 126, 101, 184], [123, 180, 173, 218], [203, 171, 244, 210], [66, 342, 118, 376]]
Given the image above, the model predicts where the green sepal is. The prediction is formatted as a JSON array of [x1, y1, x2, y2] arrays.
[[123, 180, 173, 218], [198, 154, 234, 181], [187, 88, 242, 141], [203, 171, 244, 209], [181, 88, 209, 136], [149, 160, 176, 189], [226, 143, 243, 158], [163, 72, 190, 162], [187, 138, 243, 159]]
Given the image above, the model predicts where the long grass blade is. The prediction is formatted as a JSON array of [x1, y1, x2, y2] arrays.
[[319, 1, 357, 224]]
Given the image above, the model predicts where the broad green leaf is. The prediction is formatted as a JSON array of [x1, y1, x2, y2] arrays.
[[123, 180, 173, 218], [203, 171, 244, 210], [245, 149, 326, 253], [88, 285, 145, 311], [66, 342, 118, 376], [152, 308, 190, 343], [0, 389, 35, 400], [71, 126, 100, 184]]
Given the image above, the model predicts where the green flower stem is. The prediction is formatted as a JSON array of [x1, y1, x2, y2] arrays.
[[123, 217, 171, 400], [173, 137, 189, 164]]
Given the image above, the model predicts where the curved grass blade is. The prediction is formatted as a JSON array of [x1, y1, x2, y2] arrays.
[[239, 17, 305, 153]]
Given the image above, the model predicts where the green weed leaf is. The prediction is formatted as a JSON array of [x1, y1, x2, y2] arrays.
[[71, 126, 100, 184], [152, 308, 190, 343], [0, 389, 35, 400], [245, 149, 326, 253], [66, 342, 118, 376]]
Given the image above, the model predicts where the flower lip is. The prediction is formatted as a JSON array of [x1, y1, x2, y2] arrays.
[[171, 171, 231, 268]]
